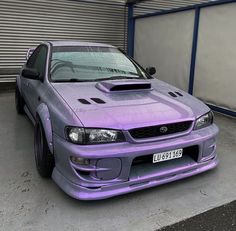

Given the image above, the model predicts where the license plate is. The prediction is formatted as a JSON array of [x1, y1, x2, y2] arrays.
[[153, 148, 183, 163]]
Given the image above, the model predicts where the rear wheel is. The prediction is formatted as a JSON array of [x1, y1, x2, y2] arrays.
[[15, 85, 25, 114], [34, 117, 54, 178]]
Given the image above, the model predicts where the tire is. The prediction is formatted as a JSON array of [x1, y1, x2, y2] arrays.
[[15, 85, 25, 114], [34, 117, 54, 178]]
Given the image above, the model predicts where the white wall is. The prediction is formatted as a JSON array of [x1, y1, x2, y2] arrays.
[[194, 3, 236, 112], [134, 10, 195, 91]]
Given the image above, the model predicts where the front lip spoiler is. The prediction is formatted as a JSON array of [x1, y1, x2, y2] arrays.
[[52, 155, 219, 200]]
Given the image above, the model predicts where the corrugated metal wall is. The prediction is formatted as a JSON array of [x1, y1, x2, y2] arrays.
[[0, 0, 127, 82], [133, 0, 211, 16]]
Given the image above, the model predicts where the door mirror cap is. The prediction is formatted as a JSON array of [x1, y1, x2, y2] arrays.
[[22, 68, 40, 80], [146, 67, 156, 76]]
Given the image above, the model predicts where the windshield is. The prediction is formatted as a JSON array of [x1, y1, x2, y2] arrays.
[[50, 46, 149, 82]]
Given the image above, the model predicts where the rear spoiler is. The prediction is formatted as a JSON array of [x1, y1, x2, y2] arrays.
[[26, 48, 35, 60]]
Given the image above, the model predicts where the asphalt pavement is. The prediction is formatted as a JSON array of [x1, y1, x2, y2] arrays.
[[0, 91, 236, 231], [160, 200, 236, 231]]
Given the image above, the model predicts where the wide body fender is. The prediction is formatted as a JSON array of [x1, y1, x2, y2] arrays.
[[36, 103, 53, 154], [16, 75, 21, 92]]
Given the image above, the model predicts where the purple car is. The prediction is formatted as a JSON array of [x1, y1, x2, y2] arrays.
[[15, 41, 219, 200]]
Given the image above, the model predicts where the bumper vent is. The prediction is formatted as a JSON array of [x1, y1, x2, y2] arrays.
[[129, 121, 192, 139]]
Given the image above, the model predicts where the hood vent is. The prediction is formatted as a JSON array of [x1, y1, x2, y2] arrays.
[[168, 91, 183, 98], [91, 98, 105, 104], [175, 91, 183, 96], [96, 80, 152, 93], [78, 98, 91, 104], [78, 98, 106, 105]]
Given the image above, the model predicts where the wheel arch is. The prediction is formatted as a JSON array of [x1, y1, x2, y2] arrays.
[[36, 103, 53, 154], [16, 75, 22, 93]]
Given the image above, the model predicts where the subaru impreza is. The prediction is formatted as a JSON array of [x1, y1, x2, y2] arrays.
[[15, 41, 219, 200]]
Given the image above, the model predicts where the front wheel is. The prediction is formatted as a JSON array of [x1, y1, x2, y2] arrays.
[[34, 117, 54, 178]]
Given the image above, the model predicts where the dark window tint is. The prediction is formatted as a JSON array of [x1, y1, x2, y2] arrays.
[[26, 48, 38, 68], [27, 45, 47, 77]]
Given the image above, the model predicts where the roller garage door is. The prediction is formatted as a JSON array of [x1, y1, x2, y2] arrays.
[[0, 0, 127, 82]]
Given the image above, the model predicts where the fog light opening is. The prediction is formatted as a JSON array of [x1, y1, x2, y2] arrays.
[[70, 156, 90, 165]]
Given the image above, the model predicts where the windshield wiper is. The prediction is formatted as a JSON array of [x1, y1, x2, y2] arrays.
[[97, 76, 143, 81], [51, 61, 141, 76], [52, 76, 143, 83], [51, 59, 75, 74]]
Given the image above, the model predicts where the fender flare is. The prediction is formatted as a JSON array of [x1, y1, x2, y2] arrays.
[[16, 75, 21, 93], [36, 103, 53, 154]]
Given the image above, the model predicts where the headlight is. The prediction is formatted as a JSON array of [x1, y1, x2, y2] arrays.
[[194, 111, 214, 130], [65, 127, 125, 144]]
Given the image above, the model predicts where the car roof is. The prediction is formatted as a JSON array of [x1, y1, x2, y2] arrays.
[[48, 40, 116, 48]]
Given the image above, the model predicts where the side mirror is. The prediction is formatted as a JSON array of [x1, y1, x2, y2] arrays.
[[22, 67, 40, 80], [146, 67, 156, 76]]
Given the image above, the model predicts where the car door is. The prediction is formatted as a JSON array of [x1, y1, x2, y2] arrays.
[[21, 45, 48, 118]]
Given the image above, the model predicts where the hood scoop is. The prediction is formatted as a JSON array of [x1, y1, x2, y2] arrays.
[[96, 80, 152, 93]]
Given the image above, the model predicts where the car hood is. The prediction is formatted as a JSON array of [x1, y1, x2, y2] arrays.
[[51, 79, 209, 130]]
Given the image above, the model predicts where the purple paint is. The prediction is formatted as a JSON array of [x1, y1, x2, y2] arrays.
[[17, 41, 219, 200]]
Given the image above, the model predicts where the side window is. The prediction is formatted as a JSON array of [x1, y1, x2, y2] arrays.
[[27, 45, 48, 77], [26, 48, 39, 68]]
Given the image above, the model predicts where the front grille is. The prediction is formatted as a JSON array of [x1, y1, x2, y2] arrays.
[[132, 145, 199, 166], [129, 121, 192, 139]]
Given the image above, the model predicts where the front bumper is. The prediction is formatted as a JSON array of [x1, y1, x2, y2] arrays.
[[52, 124, 219, 200]]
